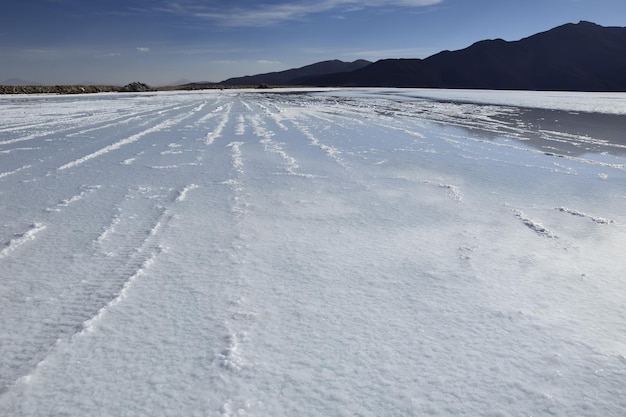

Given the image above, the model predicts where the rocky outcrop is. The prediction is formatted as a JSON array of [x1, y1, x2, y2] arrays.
[[119, 82, 153, 92]]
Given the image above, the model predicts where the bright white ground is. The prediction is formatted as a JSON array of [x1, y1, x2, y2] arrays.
[[1, 88, 625, 416]]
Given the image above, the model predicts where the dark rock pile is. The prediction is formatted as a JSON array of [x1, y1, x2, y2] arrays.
[[119, 82, 153, 92]]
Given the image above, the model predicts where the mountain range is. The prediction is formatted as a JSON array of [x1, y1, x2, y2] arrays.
[[220, 59, 372, 86], [218, 21, 626, 92]]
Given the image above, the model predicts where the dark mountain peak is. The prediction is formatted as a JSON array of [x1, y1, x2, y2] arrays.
[[576, 20, 601, 27]]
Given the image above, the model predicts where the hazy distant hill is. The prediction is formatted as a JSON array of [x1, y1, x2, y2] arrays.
[[306, 21, 626, 91], [220, 59, 372, 86], [1, 78, 42, 86]]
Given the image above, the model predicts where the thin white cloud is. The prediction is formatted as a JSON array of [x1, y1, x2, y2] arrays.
[[347, 46, 436, 59], [136, 47, 150, 53], [165, 0, 444, 27], [213, 59, 241, 65], [257, 59, 281, 65]]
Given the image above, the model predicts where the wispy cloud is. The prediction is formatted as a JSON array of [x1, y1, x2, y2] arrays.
[[157, 0, 444, 27], [347, 46, 436, 59], [213, 59, 241, 65], [136, 47, 150, 53], [257, 59, 281, 65]]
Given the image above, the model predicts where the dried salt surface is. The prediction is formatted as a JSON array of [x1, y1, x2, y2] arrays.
[[0, 89, 625, 417]]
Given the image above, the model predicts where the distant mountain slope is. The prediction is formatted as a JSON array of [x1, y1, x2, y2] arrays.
[[308, 21, 626, 91], [220, 59, 371, 86]]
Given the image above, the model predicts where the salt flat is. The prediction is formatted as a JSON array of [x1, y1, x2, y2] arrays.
[[1, 88, 625, 416]]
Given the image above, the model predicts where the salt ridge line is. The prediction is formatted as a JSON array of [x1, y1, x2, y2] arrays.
[[259, 102, 289, 130], [512, 209, 558, 238], [194, 101, 228, 125], [289, 117, 348, 169], [539, 129, 626, 152], [224, 141, 247, 218], [217, 332, 248, 371], [0, 105, 149, 147], [0, 147, 41, 155], [94, 186, 175, 256], [0, 164, 31, 180], [235, 114, 246, 136], [4, 233, 166, 391], [421, 180, 464, 202], [60, 99, 197, 138], [45, 185, 101, 212], [0, 131, 57, 146], [324, 95, 548, 147], [254, 101, 289, 131], [64, 114, 149, 138], [248, 111, 308, 176], [556, 207, 616, 224], [206, 103, 233, 145], [0, 223, 46, 260], [57, 109, 197, 171], [216, 141, 257, 378], [259, 137, 315, 178], [175, 184, 199, 202], [95, 207, 122, 245], [85, 195, 180, 333], [81, 247, 163, 333]]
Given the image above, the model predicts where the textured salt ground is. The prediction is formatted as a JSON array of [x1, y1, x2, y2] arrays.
[[0, 89, 625, 416]]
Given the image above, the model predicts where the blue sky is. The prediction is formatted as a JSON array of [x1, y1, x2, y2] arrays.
[[1, 0, 625, 85]]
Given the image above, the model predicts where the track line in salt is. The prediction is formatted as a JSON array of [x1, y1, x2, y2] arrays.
[[0, 223, 46, 260]]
